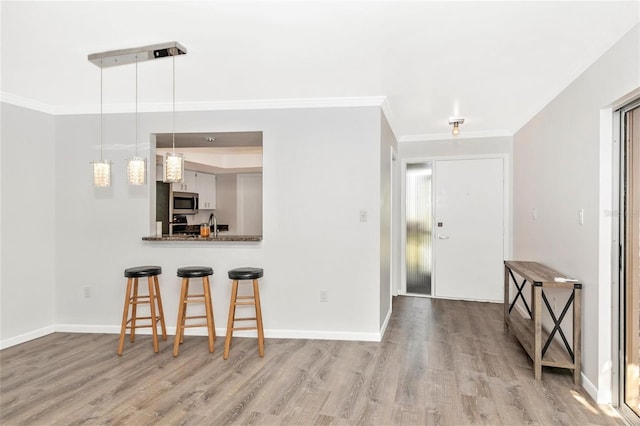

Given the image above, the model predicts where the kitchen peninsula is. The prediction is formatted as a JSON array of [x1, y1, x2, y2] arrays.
[[142, 234, 262, 242]]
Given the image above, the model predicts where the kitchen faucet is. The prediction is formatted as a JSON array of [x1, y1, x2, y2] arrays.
[[208, 212, 218, 237]]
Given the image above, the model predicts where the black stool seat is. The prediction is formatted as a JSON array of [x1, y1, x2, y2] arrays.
[[228, 267, 263, 280], [124, 265, 162, 278], [178, 266, 214, 278]]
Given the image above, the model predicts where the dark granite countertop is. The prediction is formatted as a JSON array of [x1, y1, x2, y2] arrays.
[[142, 234, 262, 242]]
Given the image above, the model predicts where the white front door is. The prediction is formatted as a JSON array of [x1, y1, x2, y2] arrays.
[[433, 158, 504, 302]]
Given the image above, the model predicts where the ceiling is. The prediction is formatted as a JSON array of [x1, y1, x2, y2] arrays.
[[1, 1, 639, 141]]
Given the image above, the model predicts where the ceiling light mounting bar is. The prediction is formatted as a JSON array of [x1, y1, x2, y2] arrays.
[[88, 41, 187, 68]]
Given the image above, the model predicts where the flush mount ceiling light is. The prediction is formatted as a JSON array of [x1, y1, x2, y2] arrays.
[[449, 117, 465, 136], [88, 42, 187, 186]]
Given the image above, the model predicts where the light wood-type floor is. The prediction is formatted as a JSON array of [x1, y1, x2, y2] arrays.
[[0, 297, 627, 425]]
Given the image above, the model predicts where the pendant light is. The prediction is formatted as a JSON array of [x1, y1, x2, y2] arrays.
[[92, 61, 112, 187], [127, 55, 146, 185], [87, 42, 187, 186], [163, 54, 184, 183]]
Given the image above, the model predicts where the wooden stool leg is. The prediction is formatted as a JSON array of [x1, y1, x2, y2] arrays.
[[203, 276, 215, 353], [180, 279, 189, 344], [130, 278, 139, 342], [253, 279, 265, 357], [223, 280, 239, 360], [148, 276, 159, 353], [117, 278, 134, 355], [173, 278, 189, 356], [154, 275, 167, 340]]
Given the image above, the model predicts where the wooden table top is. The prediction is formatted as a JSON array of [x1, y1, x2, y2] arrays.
[[505, 260, 581, 288]]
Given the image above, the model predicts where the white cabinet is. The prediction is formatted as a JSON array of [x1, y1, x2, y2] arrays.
[[172, 170, 197, 192], [170, 170, 216, 208], [197, 172, 216, 209]]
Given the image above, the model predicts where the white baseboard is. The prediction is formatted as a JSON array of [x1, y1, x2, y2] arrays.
[[434, 295, 503, 303], [52, 324, 382, 342], [55, 324, 121, 334], [380, 306, 392, 339], [0, 325, 56, 350], [581, 372, 599, 403], [263, 328, 381, 342], [581, 372, 611, 404]]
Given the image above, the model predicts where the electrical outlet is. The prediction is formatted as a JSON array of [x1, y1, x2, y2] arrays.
[[84, 286, 91, 298], [320, 290, 328, 303], [360, 210, 368, 222], [578, 208, 584, 225]]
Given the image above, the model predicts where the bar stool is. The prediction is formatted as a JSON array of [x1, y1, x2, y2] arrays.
[[224, 267, 264, 360], [118, 265, 167, 355], [173, 266, 216, 356]]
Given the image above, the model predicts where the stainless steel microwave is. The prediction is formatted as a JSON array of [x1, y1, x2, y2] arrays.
[[172, 191, 199, 215]]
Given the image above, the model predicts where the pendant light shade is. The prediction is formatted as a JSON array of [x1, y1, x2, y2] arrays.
[[127, 156, 146, 185], [163, 152, 184, 183], [93, 160, 112, 187]]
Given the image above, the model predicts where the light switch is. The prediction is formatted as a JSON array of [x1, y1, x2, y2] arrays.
[[579, 208, 584, 225], [360, 210, 368, 222], [532, 208, 537, 220]]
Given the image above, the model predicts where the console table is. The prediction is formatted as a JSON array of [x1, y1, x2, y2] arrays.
[[504, 261, 582, 384]]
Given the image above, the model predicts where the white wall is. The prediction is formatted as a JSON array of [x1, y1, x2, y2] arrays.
[[212, 173, 238, 233], [513, 24, 640, 402], [51, 106, 385, 341], [236, 173, 263, 235], [399, 136, 512, 159], [0, 103, 56, 346]]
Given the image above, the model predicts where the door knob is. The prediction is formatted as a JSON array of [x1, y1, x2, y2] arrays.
[[437, 235, 449, 240]]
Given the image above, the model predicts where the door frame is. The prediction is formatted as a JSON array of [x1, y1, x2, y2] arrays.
[[613, 97, 640, 421], [400, 153, 511, 297]]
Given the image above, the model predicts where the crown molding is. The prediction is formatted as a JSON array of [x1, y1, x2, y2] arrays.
[[380, 97, 399, 142], [0, 92, 402, 142], [0, 92, 56, 115], [399, 129, 513, 143], [1, 92, 388, 115]]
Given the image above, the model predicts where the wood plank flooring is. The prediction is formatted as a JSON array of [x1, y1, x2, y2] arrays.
[[0, 297, 627, 425]]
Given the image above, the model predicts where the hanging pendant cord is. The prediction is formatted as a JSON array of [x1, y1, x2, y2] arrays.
[[135, 56, 138, 157], [100, 60, 103, 161]]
